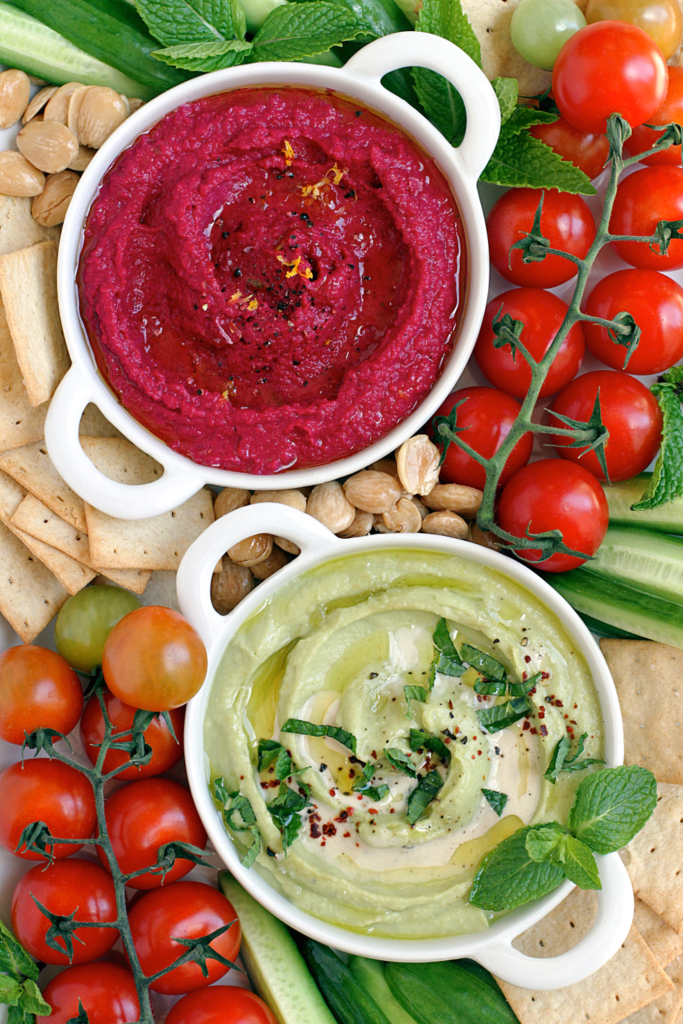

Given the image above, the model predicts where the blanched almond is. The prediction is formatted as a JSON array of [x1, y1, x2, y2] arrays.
[[0, 69, 30, 130], [214, 487, 251, 517], [274, 536, 300, 555], [422, 510, 469, 539], [382, 497, 422, 533], [423, 483, 483, 517], [0, 151, 45, 196], [23, 85, 57, 123], [127, 97, 145, 113], [369, 458, 400, 482], [250, 489, 307, 513], [338, 508, 374, 538], [470, 523, 501, 550], [251, 546, 290, 580], [408, 495, 429, 520], [44, 82, 84, 126], [78, 86, 128, 148], [228, 533, 273, 567], [68, 145, 96, 172], [17, 120, 78, 173], [396, 434, 440, 496], [31, 169, 79, 226], [211, 560, 254, 614], [67, 86, 91, 139], [343, 470, 402, 514], [307, 481, 355, 534]]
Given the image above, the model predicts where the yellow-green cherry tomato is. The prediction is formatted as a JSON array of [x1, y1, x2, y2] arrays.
[[585, 0, 683, 59], [511, 0, 587, 69], [55, 585, 141, 674]]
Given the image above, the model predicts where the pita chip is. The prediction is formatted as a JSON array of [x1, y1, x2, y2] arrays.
[[0, 441, 87, 531], [6, 523, 95, 596], [0, 299, 48, 452], [10, 492, 90, 565], [600, 640, 683, 785], [0, 195, 58, 257], [79, 436, 162, 486], [0, 519, 68, 641], [496, 888, 673, 1024], [621, 955, 683, 1024], [0, 468, 26, 522], [0, 240, 70, 406], [622, 784, 683, 934], [634, 899, 683, 970], [95, 568, 151, 595]]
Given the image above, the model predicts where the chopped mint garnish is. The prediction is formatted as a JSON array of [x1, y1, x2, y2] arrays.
[[281, 719, 357, 755], [352, 761, 389, 802], [213, 777, 262, 868], [406, 769, 444, 825], [409, 728, 451, 765], [461, 644, 507, 683], [267, 781, 309, 852], [257, 738, 293, 780], [544, 733, 605, 785], [404, 684, 428, 705], [476, 696, 529, 733], [385, 747, 417, 777], [482, 788, 508, 816]]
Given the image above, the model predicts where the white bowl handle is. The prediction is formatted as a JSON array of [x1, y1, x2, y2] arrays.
[[344, 32, 501, 180], [45, 366, 204, 520], [177, 504, 340, 649], [475, 853, 634, 991]]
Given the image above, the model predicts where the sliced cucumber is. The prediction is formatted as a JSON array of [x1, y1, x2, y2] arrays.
[[577, 612, 643, 641], [590, 525, 683, 602], [301, 938, 392, 1024], [0, 2, 150, 96], [384, 961, 517, 1024], [603, 474, 683, 532], [218, 872, 335, 1024], [348, 957, 418, 1024]]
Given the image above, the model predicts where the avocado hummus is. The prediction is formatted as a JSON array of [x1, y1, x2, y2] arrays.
[[204, 550, 604, 939]]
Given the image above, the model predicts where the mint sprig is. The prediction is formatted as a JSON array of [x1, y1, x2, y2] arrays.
[[0, 917, 48, 1024], [470, 825, 566, 912], [153, 39, 252, 70], [568, 764, 658, 853], [251, 2, 365, 60], [633, 366, 683, 512], [135, 0, 246, 45], [526, 827, 601, 890]]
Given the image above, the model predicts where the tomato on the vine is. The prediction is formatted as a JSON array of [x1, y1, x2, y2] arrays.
[[583, 269, 683, 373], [474, 287, 585, 400], [487, 188, 596, 288], [0, 645, 83, 745], [549, 370, 662, 481], [98, 778, 207, 889], [624, 65, 683, 166], [102, 607, 207, 712], [431, 387, 534, 491], [497, 459, 610, 572], [552, 21, 668, 134], [610, 166, 683, 269], [55, 585, 141, 674], [585, 0, 683, 60], [80, 688, 184, 779], [128, 880, 241, 994], [165, 986, 278, 1024], [529, 117, 609, 181], [0, 758, 96, 860], [11, 858, 119, 965], [37, 963, 139, 1024]]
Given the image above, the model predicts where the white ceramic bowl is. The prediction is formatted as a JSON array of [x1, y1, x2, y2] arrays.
[[177, 504, 633, 992], [47, 33, 500, 520]]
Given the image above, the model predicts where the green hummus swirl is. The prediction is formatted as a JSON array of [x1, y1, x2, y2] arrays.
[[204, 549, 604, 939]]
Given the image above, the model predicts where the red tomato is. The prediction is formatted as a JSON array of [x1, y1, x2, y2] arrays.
[[80, 688, 184, 780], [11, 858, 119, 965], [610, 166, 683, 270], [0, 759, 96, 860], [497, 459, 609, 572], [549, 370, 662, 481], [552, 21, 668, 134], [0, 645, 83, 745], [165, 986, 277, 1024], [98, 778, 207, 889], [583, 269, 683, 373], [529, 117, 610, 180], [38, 963, 139, 1024], [431, 387, 533, 491], [128, 881, 241, 995], [624, 65, 683, 166], [475, 288, 585, 400], [102, 607, 207, 712], [487, 188, 596, 288]]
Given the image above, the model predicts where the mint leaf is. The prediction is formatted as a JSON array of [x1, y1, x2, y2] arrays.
[[214, 780, 262, 867], [481, 121, 597, 195], [427, 618, 465, 682], [474, 677, 508, 696], [17, 980, 50, 1017], [321, 0, 411, 36], [632, 369, 683, 511], [268, 782, 309, 852], [509, 672, 541, 697], [406, 769, 443, 824], [544, 733, 605, 784], [482, 788, 508, 816], [0, 919, 38, 982], [555, 835, 601, 890], [352, 762, 388, 801], [492, 77, 518, 125], [525, 825, 565, 862], [404, 684, 428, 704], [153, 39, 252, 70], [568, 765, 658, 853], [415, 0, 481, 65], [470, 826, 565, 911], [281, 719, 357, 755], [502, 106, 557, 136], [433, 617, 459, 659], [385, 747, 417, 777], [135, 0, 244, 44], [477, 696, 529, 733], [251, 3, 364, 61], [0, 976, 22, 1006], [409, 728, 451, 764], [257, 739, 293, 781], [461, 643, 507, 683]]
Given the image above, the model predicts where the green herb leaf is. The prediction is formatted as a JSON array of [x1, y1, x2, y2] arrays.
[[409, 728, 451, 764], [433, 617, 460, 659], [257, 738, 293, 780], [406, 769, 444, 824], [153, 38, 252, 70], [0, 918, 39, 982], [135, 0, 244, 45], [352, 761, 389, 802], [569, 765, 658, 853], [509, 672, 541, 697], [281, 718, 357, 754], [492, 77, 518, 125], [502, 106, 557, 136], [555, 835, 602, 890], [525, 825, 565, 862], [633, 367, 683, 511], [0, 976, 22, 1006], [16, 980, 50, 1018], [482, 788, 508, 816], [481, 116, 596, 195], [477, 696, 530, 733], [385, 747, 417, 777], [251, 2, 364, 61], [473, 677, 508, 696], [460, 643, 507, 682], [213, 779, 262, 867], [470, 826, 566, 911], [404, 684, 428, 704], [427, 618, 465, 683], [415, 0, 481, 64], [544, 733, 605, 784], [268, 782, 309, 852]]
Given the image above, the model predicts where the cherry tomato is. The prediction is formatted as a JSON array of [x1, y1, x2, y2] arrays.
[[165, 986, 278, 1024], [611, 166, 683, 270], [549, 370, 662, 481], [38, 963, 139, 1024], [128, 880, 241, 995], [102, 606, 207, 712], [430, 387, 533, 491], [80, 688, 184, 779], [475, 288, 585, 400], [487, 188, 596, 288], [530, 117, 610, 180], [55, 585, 141, 674], [585, 0, 683, 60], [497, 459, 609, 572], [552, 21, 668, 134], [583, 269, 683, 373], [11, 858, 119, 965], [98, 778, 207, 889], [0, 645, 83, 745], [0, 759, 96, 860], [625, 66, 683, 166]]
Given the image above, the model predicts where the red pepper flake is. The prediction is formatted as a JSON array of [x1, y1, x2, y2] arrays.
[[322, 822, 337, 837], [477, 750, 482, 756], [389, 808, 395, 814], [357, 795, 363, 800], [524, 655, 531, 663], [454, 726, 460, 734], [329, 789, 336, 797], [343, 832, 351, 838], [529, 727, 538, 735], [574, 703, 578, 709], [240, 775, 244, 780], [321, 840, 326, 847], [522, 670, 528, 681], [541, 671, 550, 680], [448, 700, 454, 710], [473, 736, 477, 741], [368, 808, 378, 815], [570, 720, 577, 725], [538, 707, 545, 719], [336, 811, 349, 822], [523, 720, 530, 731], [472, 755, 476, 760], [346, 808, 354, 816], [564, 714, 569, 719], [528, 687, 537, 696], [371, 750, 377, 759], [310, 822, 321, 839], [540, 725, 548, 737], [554, 699, 564, 708], [444, 736, 451, 744]]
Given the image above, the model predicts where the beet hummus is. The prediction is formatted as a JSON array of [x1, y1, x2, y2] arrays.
[[78, 87, 467, 474]]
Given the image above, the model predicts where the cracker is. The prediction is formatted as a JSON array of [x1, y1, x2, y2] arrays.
[[141, 570, 180, 611], [80, 405, 122, 439], [634, 899, 683, 970], [79, 436, 162, 486], [496, 888, 673, 1024], [10, 492, 90, 565], [622, 784, 683, 934], [7, 522, 95, 596], [0, 441, 86, 531], [0, 468, 27, 522], [0, 519, 68, 642], [0, 299, 48, 452], [0, 195, 58, 257], [600, 640, 683, 785], [0, 240, 70, 406], [85, 487, 216, 571], [622, 955, 683, 1024], [94, 568, 151, 595]]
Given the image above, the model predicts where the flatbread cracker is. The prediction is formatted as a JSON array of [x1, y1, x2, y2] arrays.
[[6, 522, 95, 596], [622, 955, 683, 1024], [10, 492, 90, 565], [79, 436, 162, 486], [0, 519, 68, 642], [0, 240, 70, 406], [0, 441, 87, 531], [0, 468, 27, 522], [600, 640, 683, 785], [0, 299, 48, 452], [94, 568, 151, 595], [0, 195, 58, 257], [80, 405, 122, 439], [634, 899, 683, 970], [141, 570, 180, 611], [622, 784, 683, 935]]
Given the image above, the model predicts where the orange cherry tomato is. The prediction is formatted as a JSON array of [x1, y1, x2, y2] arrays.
[[0, 645, 83, 745]]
